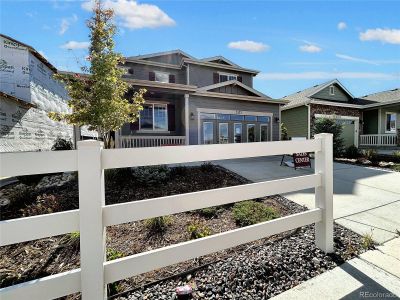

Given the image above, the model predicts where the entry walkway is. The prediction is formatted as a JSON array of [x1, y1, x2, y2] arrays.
[[216, 156, 400, 244]]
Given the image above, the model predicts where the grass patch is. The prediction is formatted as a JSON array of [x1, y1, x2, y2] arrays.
[[361, 230, 375, 249], [187, 221, 211, 239], [145, 216, 172, 234]]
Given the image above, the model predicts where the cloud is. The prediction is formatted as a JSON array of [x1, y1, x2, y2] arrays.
[[299, 44, 322, 53], [337, 22, 347, 30], [360, 28, 400, 44], [60, 41, 90, 50], [335, 53, 379, 65], [257, 71, 397, 80], [59, 14, 78, 35], [227, 40, 269, 52], [82, 0, 175, 29]]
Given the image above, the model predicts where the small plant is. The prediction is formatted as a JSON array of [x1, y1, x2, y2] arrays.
[[9, 185, 38, 206], [59, 231, 80, 251], [362, 149, 377, 161], [131, 165, 171, 186], [200, 162, 214, 172], [197, 206, 219, 218], [106, 248, 125, 295], [51, 137, 74, 151], [187, 221, 211, 239], [21, 194, 61, 217], [232, 200, 278, 227], [145, 216, 172, 233], [361, 230, 375, 249], [345, 145, 359, 159]]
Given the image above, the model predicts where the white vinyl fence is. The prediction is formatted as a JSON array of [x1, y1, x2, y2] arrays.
[[360, 134, 398, 146], [0, 133, 333, 300]]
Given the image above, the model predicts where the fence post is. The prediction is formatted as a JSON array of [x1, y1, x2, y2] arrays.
[[314, 133, 334, 253], [78, 140, 106, 299]]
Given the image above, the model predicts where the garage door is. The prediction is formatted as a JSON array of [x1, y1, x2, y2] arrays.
[[336, 119, 355, 147]]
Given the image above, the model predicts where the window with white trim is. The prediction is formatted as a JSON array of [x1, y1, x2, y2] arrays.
[[385, 112, 397, 133], [219, 72, 237, 82], [329, 85, 335, 95], [139, 103, 168, 131], [155, 71, 169, 83]]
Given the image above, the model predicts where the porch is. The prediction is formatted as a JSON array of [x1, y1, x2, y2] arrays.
[[359, 133, 398, 147]]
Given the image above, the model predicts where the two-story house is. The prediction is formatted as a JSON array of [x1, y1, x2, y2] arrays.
[[117, 50, 287, 147]]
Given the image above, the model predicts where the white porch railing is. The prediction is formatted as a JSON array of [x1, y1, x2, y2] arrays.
[[360, 134, 398, 146], [0, 134, 333, 300], [119, 135, 186, 148]]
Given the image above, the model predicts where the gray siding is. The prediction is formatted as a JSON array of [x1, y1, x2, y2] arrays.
[[281, 106, 309, 139], [188, 64, 253, 88], [188, 95, 280, 144], [123, 62, 186, 84], [312, 83, 352, 102], [209, 85, 253, 96], [143, 53, 184, 65]]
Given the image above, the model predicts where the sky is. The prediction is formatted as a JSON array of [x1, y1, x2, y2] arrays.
[[1, 0, 400, 98]]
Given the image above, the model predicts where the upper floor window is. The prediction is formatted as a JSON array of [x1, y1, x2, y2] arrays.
[[329, 85, 335, 95], [149, 71, 175, 83], [219, 72, 237, 82], [386, 112, 397, 133]]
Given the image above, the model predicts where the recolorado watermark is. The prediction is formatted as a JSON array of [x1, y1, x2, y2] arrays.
[[360, 291, 397, 298]]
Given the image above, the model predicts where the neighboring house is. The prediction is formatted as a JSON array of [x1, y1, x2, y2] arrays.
[[0, 34, 96, 152], [281, 79, 399, 149], [116, 50, 287, 147]]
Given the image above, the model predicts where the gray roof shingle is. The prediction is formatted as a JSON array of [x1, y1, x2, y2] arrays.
[[361, 88, 400, 103]]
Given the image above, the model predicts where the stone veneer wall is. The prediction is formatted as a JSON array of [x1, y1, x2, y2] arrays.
[[310, 104, 362, 137]]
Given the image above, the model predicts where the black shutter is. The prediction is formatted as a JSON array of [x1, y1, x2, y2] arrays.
[[130, 121, 139, 131], [167, 104, 175, 131], [169, 74, 175, 83], [149, 71, 155, 81], [213, 72, 219, 84], [237, 75, 242, 82], [128, 68, 134, 75]]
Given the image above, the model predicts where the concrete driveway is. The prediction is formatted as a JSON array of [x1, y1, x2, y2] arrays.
[[216, 156, 400, 244]]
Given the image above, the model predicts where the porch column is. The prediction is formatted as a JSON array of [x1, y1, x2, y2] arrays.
[[185, 94, 190, 145]]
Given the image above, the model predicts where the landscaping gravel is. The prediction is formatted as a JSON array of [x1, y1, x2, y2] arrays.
[[118, 198, 366, 300]]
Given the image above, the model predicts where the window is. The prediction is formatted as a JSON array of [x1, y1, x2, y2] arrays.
[[386, 112, 397, 133], [231, 114, 244, 121], [260, 124, 270, 142], [155, 71, 169, 83], [219, 73, 237, 82], [200, 113, 216, 119], [217, 114, 230, 120], [247, 124, 255, 142], [139, 103, 168, 131], [329, 85, 335, 95], [257, 116, 270, 123], [234, 123, 242, 143], [219, 123, 229, 144], [245, 115, 257, 121], [203, 122, 214, 144]]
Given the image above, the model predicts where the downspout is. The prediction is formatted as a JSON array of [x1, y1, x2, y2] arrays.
[[306, 102, 311, 139]]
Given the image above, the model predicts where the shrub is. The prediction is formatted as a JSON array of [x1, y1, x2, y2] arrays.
[[362, 149, 377, 161], [197, 206, 219, 218], [280, 122, 289, 140], [171, 165, 188, 176], [105, 168, 132, 183], [187, 222, 211, 239], [313, 118, 345, 157], [232, 200, 278, 227], [59, 231, 80, 250], [145, 216, 172, 233], [9, 184, 38, 206], [107, 248, 125, 261], [200, 162, 214, 172], [345, 145, 359, 159], [21, 194, 61, 217], [51, 138, 74, 151], [131, 165, 171, 186]]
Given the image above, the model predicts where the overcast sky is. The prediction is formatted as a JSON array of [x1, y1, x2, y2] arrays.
[[1, 0, 399, 98]]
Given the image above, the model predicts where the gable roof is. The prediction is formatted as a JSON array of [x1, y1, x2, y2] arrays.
[[282, 79, 355, 110], [197, 80, 271, 98], [201, 56, 241, 68], [361, 88, 400, 103], [127, 49, 196, 60]]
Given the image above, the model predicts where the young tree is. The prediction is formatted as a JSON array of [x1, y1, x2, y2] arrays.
[[313, 117, 345, 157], [49, 0, 145, 148]]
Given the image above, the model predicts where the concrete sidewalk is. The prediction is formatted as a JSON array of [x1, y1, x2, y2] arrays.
[[270, 238, 400, 300], [216, 156, 400, 244]]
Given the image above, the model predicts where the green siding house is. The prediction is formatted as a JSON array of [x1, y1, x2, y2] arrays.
[[281, 79, 399, 149]]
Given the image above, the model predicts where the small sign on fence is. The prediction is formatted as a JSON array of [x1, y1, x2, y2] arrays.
[[293, 152, 311, 169]]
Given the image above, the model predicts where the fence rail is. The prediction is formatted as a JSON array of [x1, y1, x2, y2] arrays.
[[360, 134, 397, 146], [0, 134, 333, 300]]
